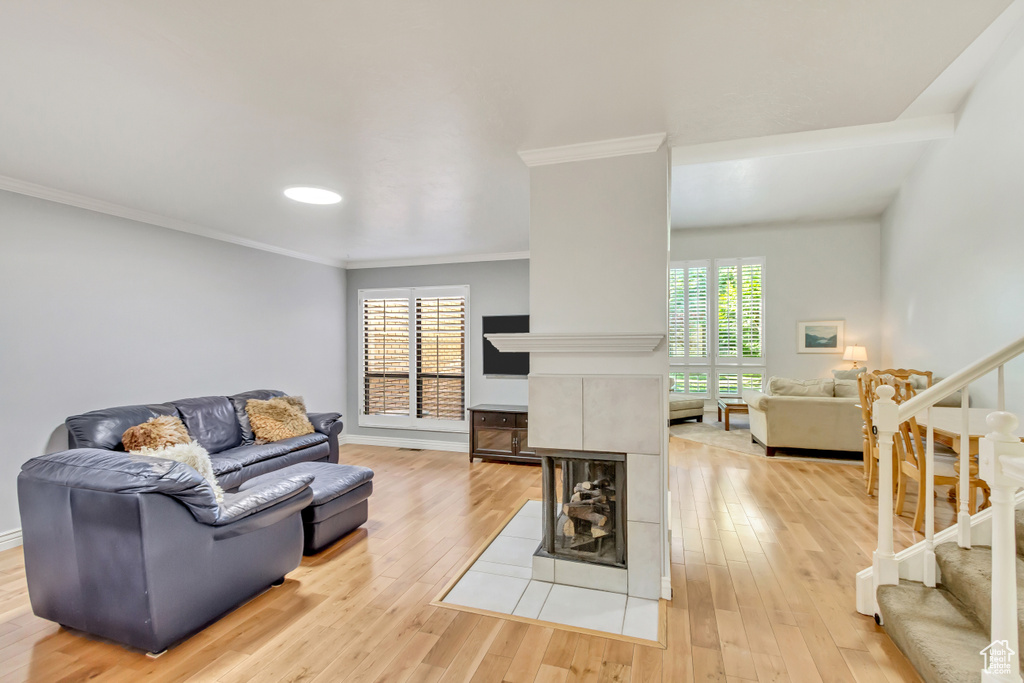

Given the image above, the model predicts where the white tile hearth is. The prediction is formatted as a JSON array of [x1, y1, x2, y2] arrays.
[[445, 571, 529, 614], [538, 584, 627, 633], [472, 560, 534, 580], [622, 597, 660, 640], [439, 500, 660, 644], [512, 580, 552, 619], [478, 535, 539, 568], [501, 513, 544, 541]]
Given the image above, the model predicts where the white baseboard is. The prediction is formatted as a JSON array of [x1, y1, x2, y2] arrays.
[[338, 434, 469, 453], [0, 528, 23, 551]]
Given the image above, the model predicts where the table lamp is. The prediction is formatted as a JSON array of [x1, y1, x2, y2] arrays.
[[843, 345, 868, 368]]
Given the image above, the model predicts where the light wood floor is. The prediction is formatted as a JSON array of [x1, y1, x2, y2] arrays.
[[0, 437, 951, 682]]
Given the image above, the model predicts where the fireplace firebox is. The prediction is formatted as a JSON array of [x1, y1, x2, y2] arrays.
[[537, 449, 626, 568]]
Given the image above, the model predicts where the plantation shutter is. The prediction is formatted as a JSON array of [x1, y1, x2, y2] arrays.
[[362, 297, 411, 416], [668, 262, 709, 361], [717, 265, 738, 358], [740, 262, 763, 359], [415, 295, 466, 420], [687, 266, 708, 358], [668, 269, 687, 358]]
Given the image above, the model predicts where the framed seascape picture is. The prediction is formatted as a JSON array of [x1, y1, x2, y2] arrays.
[[797, 320, 844, 353]]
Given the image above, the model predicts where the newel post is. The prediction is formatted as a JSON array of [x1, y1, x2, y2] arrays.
[[979, 411, 1024, 683], [872, 384, 899, 621]]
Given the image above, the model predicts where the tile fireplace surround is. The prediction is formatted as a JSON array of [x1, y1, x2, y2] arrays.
[[528, 373, 664, 600]]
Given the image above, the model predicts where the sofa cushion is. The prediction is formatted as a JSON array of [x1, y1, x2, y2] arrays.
[[66, 403, 179, 451], [669, 397, 704, 410], [122, 415, 191, 452], [246, 396, 315, 444], [210, 432, 328, 476], [228, 389, 286, 444], [832, 368, 866, 380], [834, 379, 859, 398], [768, 377, 834, 398], [174, 396, 242, 454]]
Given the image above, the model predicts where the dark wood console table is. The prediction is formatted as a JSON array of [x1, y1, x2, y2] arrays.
[[468, 404, 537, 464]]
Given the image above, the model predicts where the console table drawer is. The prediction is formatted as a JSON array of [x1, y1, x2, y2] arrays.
[[475, 411, 515, 428], [516, 413, 528, 428]]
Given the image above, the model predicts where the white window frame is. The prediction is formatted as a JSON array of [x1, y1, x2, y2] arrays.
[[670, 257, 766, 400], [357, 285, 470, 433]]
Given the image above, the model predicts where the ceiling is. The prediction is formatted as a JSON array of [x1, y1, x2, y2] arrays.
[[0, 1, 1012, 263], [670, 140, 934, 229]]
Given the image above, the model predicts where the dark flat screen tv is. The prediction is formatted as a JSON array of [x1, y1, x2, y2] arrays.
[[482, 315, 529, 377]]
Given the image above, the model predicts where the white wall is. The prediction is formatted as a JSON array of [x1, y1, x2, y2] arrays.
[[0, 190, 347, 537], [671, 219, 882, 381], [530, 150, 670, 377], [344, 259, 529, 445], [882, 17, 1024, 413]]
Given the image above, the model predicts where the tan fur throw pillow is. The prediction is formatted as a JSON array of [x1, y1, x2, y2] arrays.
[[246, 396, 315, 444], [122, 415, 191, 452]]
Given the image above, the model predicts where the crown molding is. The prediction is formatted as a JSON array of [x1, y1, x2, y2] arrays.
[[345, 250, 529, 270], [670, 115, 955, 166], [0, 175, 346, 268], [518, 133, 667, 167], [485, 333, 664, 353]]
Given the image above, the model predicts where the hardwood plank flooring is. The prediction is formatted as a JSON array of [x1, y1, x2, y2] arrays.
[[0, 437, 945, 682]]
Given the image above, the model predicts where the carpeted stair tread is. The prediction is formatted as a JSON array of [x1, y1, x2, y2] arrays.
[[935, 542, 1024, 659], [878, 582, 991, 683]]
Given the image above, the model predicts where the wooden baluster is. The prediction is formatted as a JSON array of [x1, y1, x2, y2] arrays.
[[872, 384, 899, 621], [979, 411, 1023, 683]]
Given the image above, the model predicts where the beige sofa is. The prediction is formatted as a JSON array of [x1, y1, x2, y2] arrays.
[[741, 377, 863, 457]]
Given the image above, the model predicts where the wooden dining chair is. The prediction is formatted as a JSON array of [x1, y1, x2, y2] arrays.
[[860, 372, 900, 496], [894, 413, 968, 532]]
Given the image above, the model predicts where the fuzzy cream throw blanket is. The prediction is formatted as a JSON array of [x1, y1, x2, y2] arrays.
[[133, 440, 224, 503]]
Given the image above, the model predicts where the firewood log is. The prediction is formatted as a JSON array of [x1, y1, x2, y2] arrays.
[[562, 518, 576, 538]]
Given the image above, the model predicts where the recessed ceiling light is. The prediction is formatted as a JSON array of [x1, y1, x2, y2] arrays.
[[284, 186, 342, 205]]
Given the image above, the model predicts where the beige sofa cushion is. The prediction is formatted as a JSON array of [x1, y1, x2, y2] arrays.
[[834, 379, 859, 398], [768, 377, 834, 398], [832, 367, 866, 380]]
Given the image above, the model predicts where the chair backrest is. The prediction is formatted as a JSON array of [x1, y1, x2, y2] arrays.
[[859, 372, 919, 453], [877, 368, 933, 388], [869, 372, 926, 470]]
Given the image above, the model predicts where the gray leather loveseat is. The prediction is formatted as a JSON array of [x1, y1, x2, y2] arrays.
[[64, 389, 343, 489], [18, 448, 315, 654]]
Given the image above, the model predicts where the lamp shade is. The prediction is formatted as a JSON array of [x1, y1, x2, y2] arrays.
[[843, 345, 868, 362]]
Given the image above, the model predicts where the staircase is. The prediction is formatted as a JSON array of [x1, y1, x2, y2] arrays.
[[877, 509, 1024, 682], [854, 333, 1024, 682]]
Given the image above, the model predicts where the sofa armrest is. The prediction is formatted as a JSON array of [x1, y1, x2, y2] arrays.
[[742, 390, 769, 411], [307, 412, 344, 463], [308, 412, 342, 435], [215, 474, 313, 527]]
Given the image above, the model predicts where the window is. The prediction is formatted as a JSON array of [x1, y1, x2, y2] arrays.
[[359, 286, 469, 431], [669, 258, 764, 398]]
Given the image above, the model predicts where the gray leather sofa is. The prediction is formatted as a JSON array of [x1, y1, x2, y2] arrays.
[[64, 389, 343, 489], [17, 448, 315, 654]]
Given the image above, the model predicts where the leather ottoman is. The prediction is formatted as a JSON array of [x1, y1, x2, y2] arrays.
[[239, 461, 374, 554]]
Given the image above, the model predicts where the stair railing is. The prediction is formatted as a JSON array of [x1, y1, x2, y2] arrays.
[[870, 333, 1024, 682]]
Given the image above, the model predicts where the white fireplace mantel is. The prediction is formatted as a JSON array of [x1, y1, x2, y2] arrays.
[[484, 333, 664, 354]]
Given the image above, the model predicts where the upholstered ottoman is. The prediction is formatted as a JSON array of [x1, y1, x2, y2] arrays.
[[239, 461, 374, 554], [669, 397, 705, 423]]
